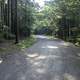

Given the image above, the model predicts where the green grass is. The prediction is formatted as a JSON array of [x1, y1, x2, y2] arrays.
[[16, 36, 36, 50]]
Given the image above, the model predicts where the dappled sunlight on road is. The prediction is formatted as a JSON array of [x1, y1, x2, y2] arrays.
[[26, 54, 46, 62], [25, 50, 80, 80], [64, 73, 77, 80], [26, 53, 61, 61], [62, 43, 70, 46], [60, 42, 74, 47], [35, 55, 47, 60], [35, 35, 49, 39], [26, 54, 47, 64], [42, 45, 59, 49], [26, 52, 79, 80], [26, 53, 63, 75], [0, 58, 3, 64], [27, 53, 39, 58], [36, 68, 46, 74], [26, 52, 80, 65]]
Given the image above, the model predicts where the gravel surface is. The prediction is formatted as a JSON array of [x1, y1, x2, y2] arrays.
[[0, 35, 80, 80]]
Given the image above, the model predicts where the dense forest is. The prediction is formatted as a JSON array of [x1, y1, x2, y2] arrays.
[[0, 0, 34, 43], [33, 0, 80, 46], [0, 0, 80, 45]]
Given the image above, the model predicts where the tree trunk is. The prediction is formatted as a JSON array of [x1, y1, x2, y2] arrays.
[[14, 0, 19, 43], [11, 0, 14, 34], [7, 0, 10, 27]]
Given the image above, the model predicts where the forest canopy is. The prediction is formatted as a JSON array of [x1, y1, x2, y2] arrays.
[[0, 0, 80, 45], [33, 0, 80, 45]]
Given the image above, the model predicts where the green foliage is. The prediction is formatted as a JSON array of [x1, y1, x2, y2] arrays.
[[32, 7, 56, 35], [55, 0, 80, 43], [17, 36, 36, 49], [32, 0, 80, 46], [17, 0, 34, 37], [37, 0, 80, 45], [0, 0, 35, 42]]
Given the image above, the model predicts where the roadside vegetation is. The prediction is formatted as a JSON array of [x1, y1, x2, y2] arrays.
[[17, 36, 36, 50], [0, 36, 36, 57]]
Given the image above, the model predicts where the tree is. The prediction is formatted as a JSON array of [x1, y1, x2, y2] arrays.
[[0, 0, 34, 43]]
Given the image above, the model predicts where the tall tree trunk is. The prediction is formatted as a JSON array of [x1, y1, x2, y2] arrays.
[[1, 0, 5, 30], [11, 0, 19, 43], [1, 1, 3, 30], [7, 0, 10, 27], [11, 0, 14, 34], [14, 0, 19, 43]]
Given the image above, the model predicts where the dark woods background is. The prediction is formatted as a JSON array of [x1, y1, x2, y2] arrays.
[[0, 0, 34, 43]]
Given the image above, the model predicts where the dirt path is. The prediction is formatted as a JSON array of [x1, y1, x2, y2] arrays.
[[0, 35, 80, 80]]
